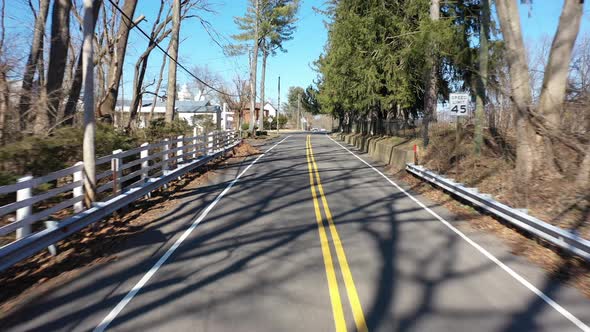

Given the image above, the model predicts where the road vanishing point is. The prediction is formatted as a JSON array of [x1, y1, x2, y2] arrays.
[[2, 133, 590, 332]]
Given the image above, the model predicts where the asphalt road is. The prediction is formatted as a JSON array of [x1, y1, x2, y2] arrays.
[[2, 133, 590, 332]]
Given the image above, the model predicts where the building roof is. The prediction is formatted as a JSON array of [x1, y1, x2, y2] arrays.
[[116, 99, 220, 114]]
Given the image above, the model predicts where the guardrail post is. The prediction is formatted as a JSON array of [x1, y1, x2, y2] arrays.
[[192, 127, 198, 159], [177, 135, 184, 164], [16, 175, 33, 239], [112, 149, 123, 195], [44, 220, 58, 256], [207, 132, 213, 155], [73, 162, 84, 213]]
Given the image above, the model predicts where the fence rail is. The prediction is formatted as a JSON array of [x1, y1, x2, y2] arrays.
[[0, 130, 240, 271], [406, 163, 590, 261]]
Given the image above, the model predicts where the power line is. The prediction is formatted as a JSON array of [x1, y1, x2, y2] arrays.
[[106, 0, 240, 97]]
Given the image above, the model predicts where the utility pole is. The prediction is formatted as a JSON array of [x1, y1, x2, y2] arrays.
[[165, 0, 180, 123], [297, 93, 301, 131], [277, 76, 280, 135], [82, 0, 96, 206]]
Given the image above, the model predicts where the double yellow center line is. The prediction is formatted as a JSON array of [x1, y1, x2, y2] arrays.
[[305, 135, 368, 332]]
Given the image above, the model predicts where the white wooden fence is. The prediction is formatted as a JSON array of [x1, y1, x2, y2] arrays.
[[0, 130, 239, 251]]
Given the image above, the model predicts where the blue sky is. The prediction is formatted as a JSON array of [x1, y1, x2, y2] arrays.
[[7, 1, 590, 106], [122, 0, 329, 106], [122, 0, 590, 105]]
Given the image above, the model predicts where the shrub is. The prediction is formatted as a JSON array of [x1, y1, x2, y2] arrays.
[[0, 124, 138, 180], [143, 118, 192, 141]]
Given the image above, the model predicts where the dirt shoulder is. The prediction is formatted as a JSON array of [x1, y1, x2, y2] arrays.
[[0, 142, 260, 315]]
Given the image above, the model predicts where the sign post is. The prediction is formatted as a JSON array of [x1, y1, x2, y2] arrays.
[[449, 92, 469, 177]]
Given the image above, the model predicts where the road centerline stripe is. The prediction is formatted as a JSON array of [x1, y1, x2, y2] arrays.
[[306, 135, 348, 332], [309, 136, 369, 332], [326, 134, 590, 332], [93, 136, 291, 332]]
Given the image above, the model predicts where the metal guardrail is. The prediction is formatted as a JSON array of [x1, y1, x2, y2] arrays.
[[0, 131, 240, 272], [406, 163, 590, 261]]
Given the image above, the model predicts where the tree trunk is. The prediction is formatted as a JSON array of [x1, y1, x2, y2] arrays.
[[259, 48, 268, 131], [495, 0, 538, 193], [0, 69, 9, 143], [249, 0, 260, 136], [422, 0, 439, 147], [37, 0, 72, 134], [82, 0, 97, 206], [97, 0, 138, 120], [536, 0, 584, 172], [127, 57, 148, 130], [474, 0, 489, 156], [165, 0, 181, 123], [18, 0, 50, 132], [150, 55, 167, 123], [63, 0, 102, 126]]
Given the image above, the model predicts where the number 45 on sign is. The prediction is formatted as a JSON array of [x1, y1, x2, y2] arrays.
[[449, 93, 470, 116]]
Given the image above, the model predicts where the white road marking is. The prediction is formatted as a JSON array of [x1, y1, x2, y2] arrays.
[[326, 134, 590, 332], [94, 136, 291, 332]]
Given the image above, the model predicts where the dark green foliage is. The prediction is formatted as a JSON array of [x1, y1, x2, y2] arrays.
[[314, 0, 497, 136], [0, 119, 194, 184], [263, 114, 288, 129], [255, 130, 268, 136], [144, 118, 192, 141], [0, 124, 136, 179]]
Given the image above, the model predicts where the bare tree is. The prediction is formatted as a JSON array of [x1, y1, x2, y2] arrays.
[[190, 65, 222, 99], [535, 0, 584, 173], [97, 0, 138, 121], [496, 0, 585, 196], [127, 0, 172, 129], [62, 0, 102, 126], [35, 0, 73, 134], [422, 0, 439, 147], [0, 0, 9, 142], [18, 0, 50, 132], [149, 55, 167, 123], [218, 73, 249, 129]]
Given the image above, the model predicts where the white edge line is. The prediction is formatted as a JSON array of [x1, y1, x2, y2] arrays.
[[94, 135, 291, 332], [326, 134, 590, 332]]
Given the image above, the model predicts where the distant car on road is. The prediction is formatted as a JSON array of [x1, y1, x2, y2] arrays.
[[320, 128, 327, 132], [311, 128, 319, 132]]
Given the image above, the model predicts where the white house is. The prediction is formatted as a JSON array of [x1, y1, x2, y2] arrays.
[[115, 84, 235, 129]]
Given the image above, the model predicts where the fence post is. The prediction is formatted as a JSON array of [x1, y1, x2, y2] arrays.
[[140, 142, 150, 198], [162, 138, 170, 176], [207, 132, 213, 155], [177, 135, 184, 164], [16, 175, 33, 239], [73, 162, 84, 213], [193, 127, 198, 159], [141, 143, 150, 181], [215, 131, 221, 152], [112, 149, 123, 195]]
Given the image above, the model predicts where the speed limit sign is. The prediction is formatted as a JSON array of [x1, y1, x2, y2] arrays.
[[449, 93, 469, 116]]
